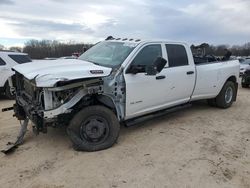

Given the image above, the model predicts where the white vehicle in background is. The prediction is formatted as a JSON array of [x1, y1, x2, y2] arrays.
[[2, 38, 240, 153], [59, 56, 77, 59], [0, 50, 32, 99], [43, 57, 57, 60], [239, 58, 250, 76]]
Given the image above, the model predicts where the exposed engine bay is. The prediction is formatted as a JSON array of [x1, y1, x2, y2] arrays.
[[12, 69, 126, 135]]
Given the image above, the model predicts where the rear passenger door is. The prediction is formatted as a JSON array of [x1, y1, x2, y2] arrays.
[[163, 44, 196, 104]]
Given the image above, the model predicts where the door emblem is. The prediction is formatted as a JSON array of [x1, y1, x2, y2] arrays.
[[130, 100, 143, 105]]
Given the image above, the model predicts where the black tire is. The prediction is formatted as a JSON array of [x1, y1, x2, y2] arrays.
[[241, 75, 249, 88], [242, 83, 248, 88], [67, 105, 120, 152], [215, 81, 236, 109], [4, 82, 15, 100]]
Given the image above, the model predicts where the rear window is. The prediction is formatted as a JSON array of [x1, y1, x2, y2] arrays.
[[0, 57, 6, 65], [8, 55, 32, 64], [166, 44, 188, 67]]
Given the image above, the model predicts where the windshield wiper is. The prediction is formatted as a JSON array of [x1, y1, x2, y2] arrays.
[[91, 62, 101, 66]]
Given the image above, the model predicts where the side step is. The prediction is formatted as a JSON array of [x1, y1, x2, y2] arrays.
[[125, 103, 192, 127]]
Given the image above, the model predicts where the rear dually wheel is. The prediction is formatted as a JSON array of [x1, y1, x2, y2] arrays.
[[215, 81, 236, 109]]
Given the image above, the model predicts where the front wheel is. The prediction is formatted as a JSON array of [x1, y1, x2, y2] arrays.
[[67, 105, 120, 152], [215, 81, 236, 109]]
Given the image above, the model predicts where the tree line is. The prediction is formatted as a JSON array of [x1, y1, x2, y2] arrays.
[[191, 42, 250, 57], [1, 40, 250, 59], [23, 40, 93, 59]]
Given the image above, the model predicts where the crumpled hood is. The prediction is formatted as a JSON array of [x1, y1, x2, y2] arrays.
[[13, 59, 112, 87]]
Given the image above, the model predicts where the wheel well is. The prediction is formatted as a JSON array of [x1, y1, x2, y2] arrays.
[[226, 76, 236, 83], [96, 95, 117, 114], [3, 80, 8, 89], [0, 86, 4, 93], [59, 95, 118, 126], [1, 81, 9, 93]]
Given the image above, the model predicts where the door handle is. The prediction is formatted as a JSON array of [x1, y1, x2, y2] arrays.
[[186, 71, 194, 75], [156, 75, 166, 80]]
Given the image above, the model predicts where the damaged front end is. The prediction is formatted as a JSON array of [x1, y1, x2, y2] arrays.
[[16, 72, 106, 130], [2, 72, 105, 154], [1, 57, 127, 154]]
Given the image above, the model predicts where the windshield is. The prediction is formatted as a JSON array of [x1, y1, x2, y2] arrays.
[[241, 59, 250, 64], [78, 41, 137, 67]]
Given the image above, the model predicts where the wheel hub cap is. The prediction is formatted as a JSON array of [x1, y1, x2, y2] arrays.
[[80, 116, 109, 144], [85, 119, 105, 139], [225, 87, 233, 104]]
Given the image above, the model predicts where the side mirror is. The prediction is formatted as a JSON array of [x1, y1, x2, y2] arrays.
[[146, 57, 167, 76], [154, 57, 167, 72]]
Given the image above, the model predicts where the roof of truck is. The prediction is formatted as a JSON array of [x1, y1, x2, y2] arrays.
[[105, 38, 189, 46]]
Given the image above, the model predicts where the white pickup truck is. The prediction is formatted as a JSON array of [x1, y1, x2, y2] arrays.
[[3, 39, 240, 153]]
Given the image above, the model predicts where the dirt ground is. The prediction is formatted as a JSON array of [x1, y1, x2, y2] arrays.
[[0, 87, 249, 188]]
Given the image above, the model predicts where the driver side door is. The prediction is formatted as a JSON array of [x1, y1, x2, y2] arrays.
[[124, 43, 170, 119]]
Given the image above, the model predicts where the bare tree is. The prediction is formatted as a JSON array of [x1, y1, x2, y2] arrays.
[[9, 46, 22, 52], [23, 40, 93, 59], [7, 39, 250, 59]]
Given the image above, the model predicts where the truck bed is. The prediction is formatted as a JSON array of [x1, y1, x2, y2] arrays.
[[191, 60, 240, 101]]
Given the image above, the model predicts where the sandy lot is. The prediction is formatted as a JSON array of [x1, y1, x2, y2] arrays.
[[0, 87, 249, 188]]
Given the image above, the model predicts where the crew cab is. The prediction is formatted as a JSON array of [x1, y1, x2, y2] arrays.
[[0, 50, 32, 99], [8, 39, 240, 152]]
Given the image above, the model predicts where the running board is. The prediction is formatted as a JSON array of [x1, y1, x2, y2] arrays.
[[125, 103, 192, 127]]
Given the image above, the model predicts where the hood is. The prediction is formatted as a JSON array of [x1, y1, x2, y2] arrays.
[[13, 59, 112, 87]]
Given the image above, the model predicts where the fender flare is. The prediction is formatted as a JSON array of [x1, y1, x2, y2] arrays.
[[96, 94, 123, 121]]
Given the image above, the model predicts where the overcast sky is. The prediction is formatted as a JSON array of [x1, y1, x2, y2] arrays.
[[0, 0, 250, 47]]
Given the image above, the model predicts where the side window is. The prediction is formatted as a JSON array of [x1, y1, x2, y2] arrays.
[[166, 44, 188, 67], [8, 55, 32, 64], [0, 57, 6, 66], [132, 44, 162, 67]]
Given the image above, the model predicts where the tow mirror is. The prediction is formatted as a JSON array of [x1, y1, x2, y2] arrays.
[[146, 57, 167, 76], [154, 57, 167, 72]]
